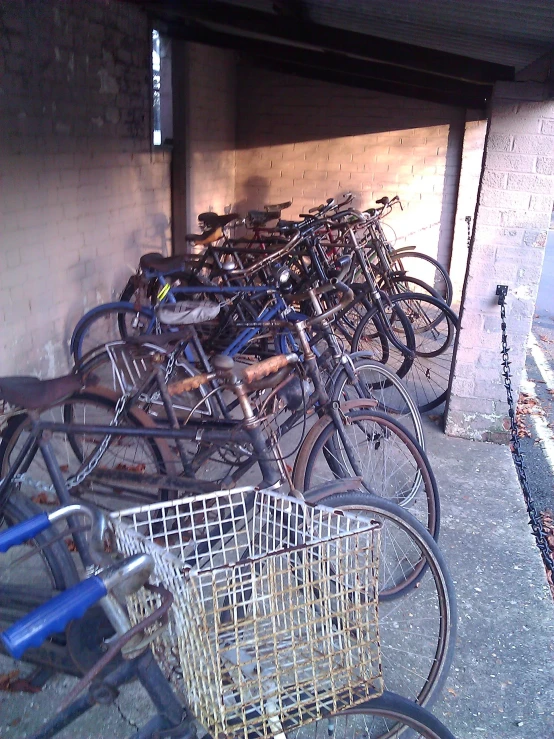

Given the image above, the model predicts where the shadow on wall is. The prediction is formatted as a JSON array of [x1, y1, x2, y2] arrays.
[[234, 176, 271, 217], [233, 63, 474, 265], [62, 212, 171, 366]]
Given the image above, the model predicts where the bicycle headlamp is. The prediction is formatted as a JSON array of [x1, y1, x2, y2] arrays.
[[272, 264, 291, 285]]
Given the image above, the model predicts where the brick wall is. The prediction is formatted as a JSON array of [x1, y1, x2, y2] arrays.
[[186, 44, 236, 231], [235, 63, 466, 272], [445, 83, 554, 440], [0, 0, 171, 376]]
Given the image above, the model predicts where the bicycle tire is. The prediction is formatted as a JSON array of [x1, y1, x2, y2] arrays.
[[337, 296, 416, 381], [331, 354, 425, 449], [0, 388, 176, 509], [352, 294, 458, 413], [293, 404, 440, 541], [293, 690, 457, 739], [387, 250, 453, 306], [307, 490, 455, 718], [71, 302, 156, 364]]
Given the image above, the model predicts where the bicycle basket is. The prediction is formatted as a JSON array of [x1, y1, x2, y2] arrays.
[[110, 487, 383, 739]]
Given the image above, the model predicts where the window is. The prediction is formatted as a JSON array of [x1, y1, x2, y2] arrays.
[[152, 29, 173, 147]]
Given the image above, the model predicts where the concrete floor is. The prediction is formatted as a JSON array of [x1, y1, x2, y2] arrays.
[[1, 417, 553, 738]]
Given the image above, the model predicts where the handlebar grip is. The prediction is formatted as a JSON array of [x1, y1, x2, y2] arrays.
[[1, 576, 108, 659], [168, 372, 211, 396], [242, 354, 297, 385], [0, 513, 50, 553]]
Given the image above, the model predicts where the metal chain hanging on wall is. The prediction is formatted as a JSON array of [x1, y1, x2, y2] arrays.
[[497, 285, 554, 575]]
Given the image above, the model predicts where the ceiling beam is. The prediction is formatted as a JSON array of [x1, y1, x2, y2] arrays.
[[166, 21, 491, 108], [252, 57, 488, 110], [139, 0, 514, 85]]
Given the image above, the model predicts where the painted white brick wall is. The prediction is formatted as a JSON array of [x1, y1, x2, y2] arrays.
[[445, 83, 554, 441], [235, 63, 467, 272], [0, 0, 171, 376]]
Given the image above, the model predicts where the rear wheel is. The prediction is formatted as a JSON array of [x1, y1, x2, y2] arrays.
[[0, 389, 176, 510], [71, 303, 156, 364]]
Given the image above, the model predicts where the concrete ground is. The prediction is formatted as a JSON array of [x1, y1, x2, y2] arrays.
[[1, 417, 553, 738]]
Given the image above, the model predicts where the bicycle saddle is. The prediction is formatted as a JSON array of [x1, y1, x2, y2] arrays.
[[197, 212, 239, 229], [246, 210, 281, 227], [156, 301, 221, 326], [0, 374, 83, 409], [264, 201, 292, 212], [140, 252, 187, 273]]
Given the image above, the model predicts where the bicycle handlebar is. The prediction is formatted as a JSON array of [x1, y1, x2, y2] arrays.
[[1, 553, 153, 659], [0, 503, 111, 567], [0, 502, 154, 660], [167, 354, 299, 395], [307, 280, 355, 327]]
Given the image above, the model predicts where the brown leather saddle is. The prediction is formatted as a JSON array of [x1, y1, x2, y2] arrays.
[[0, 374, 84, 410]]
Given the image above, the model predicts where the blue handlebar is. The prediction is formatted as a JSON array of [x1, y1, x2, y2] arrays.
[[1, 576, 108, 659], [0, 513, 50, 552]]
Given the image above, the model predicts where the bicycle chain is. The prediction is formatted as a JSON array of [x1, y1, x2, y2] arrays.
[[0, 393, 131, 495], [65, 392, 130, 489], [498, 288, 554, 575]]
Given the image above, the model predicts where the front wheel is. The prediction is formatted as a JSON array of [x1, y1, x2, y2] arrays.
[[386, 250, 453, 306], [331, 354, 425, 449], [298, 691, 456, 739], [305, 490, 456, 715], [352, 295, 458, 413], [293, 405, 440, 541]]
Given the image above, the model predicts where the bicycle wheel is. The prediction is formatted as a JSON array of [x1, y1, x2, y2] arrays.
[[293, 405, 439, 540], [287, 691, 456, 739], [308, 490, 455, 718], [378, 274, 442, 305], [352, 295, 458, 413], [0, 389, 176, 510], [337, 296, 416, 381], [71, 302, 157, 364], [331, 353, 424, 449], [387, 250, 453, 306]]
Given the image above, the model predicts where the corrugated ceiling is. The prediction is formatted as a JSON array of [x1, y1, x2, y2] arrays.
[[226, 0, 554, 70]]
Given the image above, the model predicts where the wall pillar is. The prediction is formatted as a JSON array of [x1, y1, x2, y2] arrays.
[[445, 82, 554, 441]]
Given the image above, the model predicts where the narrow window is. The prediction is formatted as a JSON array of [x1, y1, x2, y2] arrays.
[[152, 29, 173, 147]]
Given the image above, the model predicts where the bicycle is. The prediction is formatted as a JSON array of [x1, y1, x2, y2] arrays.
[[0, 366, 454, 713], [0, 491, 457, 738], [66, 283, 439, 539]]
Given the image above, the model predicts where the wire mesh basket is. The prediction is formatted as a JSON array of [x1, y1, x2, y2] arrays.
[[110, 487, 383, 739]]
